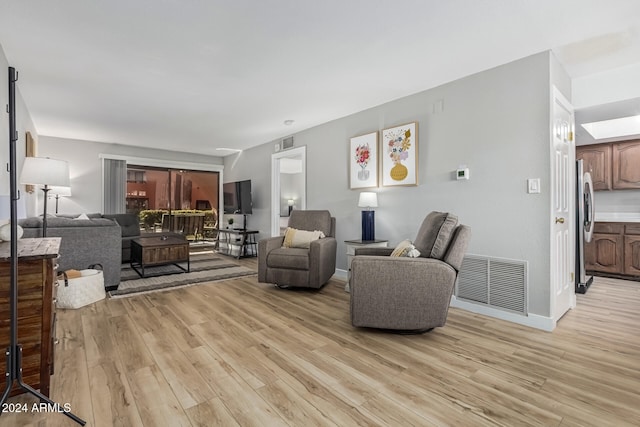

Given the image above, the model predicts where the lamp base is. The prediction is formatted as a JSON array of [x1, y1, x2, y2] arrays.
[[361, 210, 375, 241]]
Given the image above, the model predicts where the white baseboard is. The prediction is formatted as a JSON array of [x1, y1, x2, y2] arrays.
[[333, 269, 348, 281], [450, 296, 556, 332]]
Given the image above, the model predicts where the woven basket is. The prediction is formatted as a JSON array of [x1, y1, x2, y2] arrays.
[[56, 269, 106, 309]]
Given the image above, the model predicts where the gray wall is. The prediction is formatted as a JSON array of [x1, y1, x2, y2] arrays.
[[223, 145, 273, 233], [36, 136, 224, 215], [0, 43, 37, 199], [226, 51, 563, 318]]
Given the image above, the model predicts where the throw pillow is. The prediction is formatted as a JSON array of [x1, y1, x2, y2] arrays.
[[73, 213, 90, 220], [390, 239, 421, 258], [282, 227, 325, 248], [390, 239, 412, 257]]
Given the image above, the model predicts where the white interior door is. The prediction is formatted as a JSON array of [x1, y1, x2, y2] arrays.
[[271, 146, 306, 236], [551, 87, 576, 322]]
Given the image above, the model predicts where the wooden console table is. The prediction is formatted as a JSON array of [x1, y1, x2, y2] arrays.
[[216, 229, 258, 259], [0, 237, 61, 397]]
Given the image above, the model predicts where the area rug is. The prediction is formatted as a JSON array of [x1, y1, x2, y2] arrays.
[[110, 251, 256, 298]]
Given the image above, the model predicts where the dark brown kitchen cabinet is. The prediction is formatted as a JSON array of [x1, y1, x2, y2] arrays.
[[576, 143, 611, 191], [624, 224, 640, 276], [612, 140, 640, 190], [585, 229, 624, 274], [586, 222, 640, 278]]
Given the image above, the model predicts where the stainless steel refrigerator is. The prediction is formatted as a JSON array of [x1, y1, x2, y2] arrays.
[[576, 159, 595, 293]]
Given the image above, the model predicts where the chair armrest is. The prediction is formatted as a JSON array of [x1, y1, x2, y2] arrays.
[[354, 247, 394, 256], [258, 236, 285, 282], [309, 237, 337, 286], [258, 235, 285, 254], [351, 256, 456, 291]]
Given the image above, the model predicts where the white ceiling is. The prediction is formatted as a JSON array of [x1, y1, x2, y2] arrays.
[[1, 0, 639, 156]]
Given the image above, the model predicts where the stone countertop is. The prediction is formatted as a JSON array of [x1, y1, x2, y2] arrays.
[[594, 213, 640, 223]]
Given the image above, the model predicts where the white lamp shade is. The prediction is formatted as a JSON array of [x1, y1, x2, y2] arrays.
[[358, 192, 378, 208], [287, 199, 294, 206], [20, 157, 70, 187], [49, 186, 72, 197]]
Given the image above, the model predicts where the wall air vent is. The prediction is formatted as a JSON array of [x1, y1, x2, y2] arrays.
[[456, 255, 528, 315], [282, 136, 294, 150]]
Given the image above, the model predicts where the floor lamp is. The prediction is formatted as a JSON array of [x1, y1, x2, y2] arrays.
[[49, 186, 72, 214], [1, 67, 85, 425], [20, 157, 71, 237]]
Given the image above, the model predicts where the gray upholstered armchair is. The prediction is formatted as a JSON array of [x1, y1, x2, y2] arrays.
[[258, 210, 337, 289], [350, 211, 471, 332]]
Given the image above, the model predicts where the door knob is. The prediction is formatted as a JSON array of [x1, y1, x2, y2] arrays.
[[555, 217, 565, 224]]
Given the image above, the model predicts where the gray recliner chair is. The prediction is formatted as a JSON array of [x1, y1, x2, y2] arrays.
[[258, 210, 337, 289], [350, 211, 471, 332]]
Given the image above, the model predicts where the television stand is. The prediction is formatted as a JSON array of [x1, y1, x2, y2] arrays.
[[216, 229, 258, 259]]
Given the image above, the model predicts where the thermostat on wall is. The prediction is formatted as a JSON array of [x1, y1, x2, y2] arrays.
[[456, 167, 470, 180]]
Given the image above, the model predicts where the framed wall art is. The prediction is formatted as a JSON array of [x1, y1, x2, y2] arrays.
[[349, 131, 378, 189], [381, 122, 418, 186], [25, 131, 36, 193]]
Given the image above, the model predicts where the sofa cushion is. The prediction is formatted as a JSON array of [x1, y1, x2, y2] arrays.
[[267, 247, 310, 270], [413, 212, 458, 259], [56, 213, 102, 219], [282, 227, 325, 249], [19, 216, 117, 229], [103, 213, 140, 238], [19, 217, 43, 227]]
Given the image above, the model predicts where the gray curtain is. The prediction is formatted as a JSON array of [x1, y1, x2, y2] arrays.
[[103, 158, 126, 214]]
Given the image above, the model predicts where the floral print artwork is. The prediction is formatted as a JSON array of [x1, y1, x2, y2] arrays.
[[355, 143, 371, 180], [349, 132, 378, 189]]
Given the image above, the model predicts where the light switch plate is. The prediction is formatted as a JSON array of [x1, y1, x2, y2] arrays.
[[527, 178, 541, 194]]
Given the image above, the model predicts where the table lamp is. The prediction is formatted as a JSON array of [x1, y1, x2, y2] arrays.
[[20, 157, 70, 237], [358, 192, 378, 241]]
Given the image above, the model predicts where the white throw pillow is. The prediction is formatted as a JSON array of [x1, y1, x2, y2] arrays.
[[74, 213, 90, 220], [282, 227, 325, 248], [390, 239, 421, 258]]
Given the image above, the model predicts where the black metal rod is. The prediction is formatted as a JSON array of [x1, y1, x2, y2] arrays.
[[1, 66, 85, 426], [41, 186, 50, 237], [1, 65, 19, 406]]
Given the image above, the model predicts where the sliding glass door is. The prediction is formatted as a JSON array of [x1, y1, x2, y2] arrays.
[[125, 165, 219, 240]]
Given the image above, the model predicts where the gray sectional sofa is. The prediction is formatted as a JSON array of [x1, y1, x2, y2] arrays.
[[19, 214, 122, 290]]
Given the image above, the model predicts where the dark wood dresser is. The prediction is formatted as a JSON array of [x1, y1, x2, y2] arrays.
[[0, 237, 60, 397]]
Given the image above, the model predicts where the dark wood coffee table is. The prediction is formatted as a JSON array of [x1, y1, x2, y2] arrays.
[[130, 236, 190, 278]]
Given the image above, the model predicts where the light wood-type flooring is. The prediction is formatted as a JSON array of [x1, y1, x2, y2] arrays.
[[1, 258, 639, 426]]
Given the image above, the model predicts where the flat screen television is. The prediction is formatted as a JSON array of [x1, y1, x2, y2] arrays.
[[223, 180, 253, 214]]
